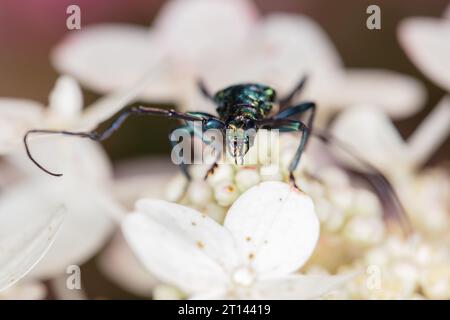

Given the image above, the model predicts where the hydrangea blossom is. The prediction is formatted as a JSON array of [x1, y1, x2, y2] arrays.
[[398, 4, 450, 92], [101, 126, 389, 296], [122, 181, 355, 299], [341, 235, 450, 299], [0, 76, 125, 293], [330, 106, 449, 238], [0, 203, 64, 291], [52, 0, 425, 124], [0, 282, 47, 300]]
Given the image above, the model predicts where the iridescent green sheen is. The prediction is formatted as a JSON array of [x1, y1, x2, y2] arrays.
[[214, 84, 276, 124]]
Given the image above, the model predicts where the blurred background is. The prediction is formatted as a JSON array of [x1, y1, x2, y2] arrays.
[[0, 0, 448, 164]]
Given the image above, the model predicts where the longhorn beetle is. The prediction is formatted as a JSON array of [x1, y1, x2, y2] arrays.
[[23, 77, 410, 232], [25, 77, 314, 186]]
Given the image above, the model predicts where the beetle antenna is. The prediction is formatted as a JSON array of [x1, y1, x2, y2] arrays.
[[197, 79, 214, 101], [23, 129, 93, 177], [23, 104, 206, 177]]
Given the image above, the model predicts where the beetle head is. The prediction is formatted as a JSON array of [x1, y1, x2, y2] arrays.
[[226, 118, 256, 164]]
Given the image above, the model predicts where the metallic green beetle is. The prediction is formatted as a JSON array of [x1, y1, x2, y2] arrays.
[[24, 76, 409, 231], [25, 77, 314, 186]]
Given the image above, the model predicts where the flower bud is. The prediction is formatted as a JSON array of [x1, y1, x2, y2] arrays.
[[206, 164, 234, 187], [214, 181, 239, 207], [187, 180, 212, 206], [235, 167, 260, 192], [343, 215, 385, 245], [348, 189, 382, 218], [420, 264, 450, 299], [259, 164, 282, 181], [164, 175, 187, 202]]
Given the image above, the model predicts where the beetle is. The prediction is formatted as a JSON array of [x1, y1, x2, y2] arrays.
[[24, 76, 314, 187], [23, 77, 410, 232]]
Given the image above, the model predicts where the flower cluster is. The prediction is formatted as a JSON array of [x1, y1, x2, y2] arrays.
[[341, 235, 450, 299]]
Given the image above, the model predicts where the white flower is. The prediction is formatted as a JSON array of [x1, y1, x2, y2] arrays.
[[330, 105, 449, 237], [0, 72, 153, 155], [96, 157, 176, 298], [330, 103, 449, 175], [343, 235, 450, 299], [0, 201, 65, 291], [0, 138, 121, 280], [122, 181, 354, 299], [330, 105, 412, 177], [0, 76, 125, 285], [52, 0, 425, 123], [97, 231, 160, 298], [397, 5, 450, 170], [397, 168, 450, 238], [0, 282, 47, 300], [398, 5, 450, 91], [0, 99, 43, 154], [108, 128, 387, 279], [52, 0, 257, 104]]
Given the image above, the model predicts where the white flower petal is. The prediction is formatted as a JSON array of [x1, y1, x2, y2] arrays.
[[97, 231, 159, 298], [0, 180, 117, 280], [310, 69, 425, 119], [48, 76, 83, 122], [52, 24, 174, 100], [330, 105, 411, 174], [407, 96, 450, 168], [12, 134, 112, 184], [178, 13, 341, 113], [0, 192, 65, 291], [398, 18, 450, 91], [4, 136, 120, 279], [224, 181, 319, 278], [155, 0, 258, 67], [0, 99, 44, 154], [76, 68, 172, 131], [203, 13, 341, 94], [29, 188, 118, 279], [254, 273, 356, 299], [0, 159, 23, 191], [122, 200, 239, 295], [0, 282, 47, 300], [113, 157, 175, 209]]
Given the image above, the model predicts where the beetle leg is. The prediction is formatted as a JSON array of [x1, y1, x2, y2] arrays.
[[201, 119, 225, 180], [274, 101, 316, 133], [204, 153, 222, 180], [270, 100, 316, 171], [24, 104, 204, 177], [278, 75, 308, 108], [168, 116, 224, 180], [169, 124, 196, 181], [259, 118, 310, 189]]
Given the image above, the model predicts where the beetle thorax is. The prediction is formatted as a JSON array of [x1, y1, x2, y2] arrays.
[[214, 83, 276, 120]]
